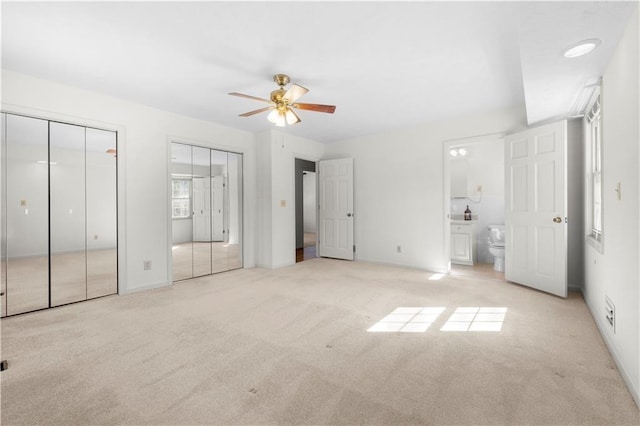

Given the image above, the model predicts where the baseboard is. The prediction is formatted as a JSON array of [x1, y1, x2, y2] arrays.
[[582, 288, 640, 408], [120, 280, 171, 295]]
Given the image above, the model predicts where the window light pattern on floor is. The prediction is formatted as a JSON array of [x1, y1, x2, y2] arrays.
[[440, 307, 507, 332], [367, 307, 446, 333]]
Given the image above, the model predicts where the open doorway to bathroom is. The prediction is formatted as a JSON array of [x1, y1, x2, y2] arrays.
[[443, 134, 506, 279], [295, 158, 317, 262]]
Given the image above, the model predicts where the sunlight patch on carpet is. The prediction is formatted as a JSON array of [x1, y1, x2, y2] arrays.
[[440, 307, 507, 332], [367, 307, 446, 332]]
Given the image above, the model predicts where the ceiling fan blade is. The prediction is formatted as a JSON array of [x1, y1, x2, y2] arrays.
[[239, 106, 274, 117], [293, 103, 336, 114], [284, 84, 309, 103], [228, 92, 271, 103]]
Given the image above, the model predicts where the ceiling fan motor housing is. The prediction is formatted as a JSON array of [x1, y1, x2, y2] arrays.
[[273, 74, 290, 87]]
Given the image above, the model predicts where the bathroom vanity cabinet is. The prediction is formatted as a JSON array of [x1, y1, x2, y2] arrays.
[[451, 221, 476, 265]]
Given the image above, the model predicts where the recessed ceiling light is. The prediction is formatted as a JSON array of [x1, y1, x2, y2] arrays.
[[563, 39, 601, 58]]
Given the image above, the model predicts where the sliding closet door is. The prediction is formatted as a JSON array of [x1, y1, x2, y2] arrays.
[[1, 114, 7, 317], [5, 114, 50, 315], [86, 128, 117, 299], [192, 146, 212, 277], [227, 152, 243, 270], [50, 122, 86, 306], [171, 143, 194, 281], [171, 144, 243, 281], [211, 150, 227, 273]]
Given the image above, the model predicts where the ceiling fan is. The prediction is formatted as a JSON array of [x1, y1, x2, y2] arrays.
[[229, 74, 336, 127]]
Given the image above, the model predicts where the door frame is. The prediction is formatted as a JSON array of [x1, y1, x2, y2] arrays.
[[442, 132, 505, 272]]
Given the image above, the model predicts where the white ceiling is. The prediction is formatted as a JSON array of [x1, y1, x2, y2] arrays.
[[1, 1, 635, 143]]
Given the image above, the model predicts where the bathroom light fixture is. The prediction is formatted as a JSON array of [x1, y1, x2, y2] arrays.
[[449, 148, 467, 157], [563, 39, 601, 58]]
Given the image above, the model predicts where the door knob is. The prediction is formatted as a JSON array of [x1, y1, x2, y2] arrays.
[[553, 217, 562, 223]]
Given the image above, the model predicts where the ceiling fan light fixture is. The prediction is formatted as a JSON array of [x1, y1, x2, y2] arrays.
[[230, 74, 336, 126], [563, 38, 601, 58], [267, 109, 279, 124], [269, 110, 286, 127], [285, 108, 298, 125]]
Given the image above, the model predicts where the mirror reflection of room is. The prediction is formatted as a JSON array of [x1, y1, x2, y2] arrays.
[[171, 143, 242, 281], [1, 113, 118, 317]]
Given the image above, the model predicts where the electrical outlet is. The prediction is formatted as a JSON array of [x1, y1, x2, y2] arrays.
[[143, 260, 152, 271], [397, 245, 402, 253], [605, 296, 615, 333], [476, 185, 482, 192]]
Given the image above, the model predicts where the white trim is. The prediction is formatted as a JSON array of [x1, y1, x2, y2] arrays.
[[583, 86, 604, 254]]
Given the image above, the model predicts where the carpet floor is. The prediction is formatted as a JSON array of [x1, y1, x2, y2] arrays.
[[1, 258, 638, 425]]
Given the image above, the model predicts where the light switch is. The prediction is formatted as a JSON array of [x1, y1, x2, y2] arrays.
[[69, 209, 73, 214], [24, 208, 29, 215]]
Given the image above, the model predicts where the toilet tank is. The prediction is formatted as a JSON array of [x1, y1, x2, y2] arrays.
[[487, 224, 505, 243]]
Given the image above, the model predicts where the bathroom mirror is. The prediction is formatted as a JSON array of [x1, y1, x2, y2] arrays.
[[450, 157, 468, 198]]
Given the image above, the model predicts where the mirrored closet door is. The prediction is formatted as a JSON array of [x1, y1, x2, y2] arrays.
[[171, 143, 243, 281], [1, 113, 118, 317]]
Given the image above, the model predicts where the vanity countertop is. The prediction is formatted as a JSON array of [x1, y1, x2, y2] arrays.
[[451, 219, 477, 225], [450, 214, 478, 224]]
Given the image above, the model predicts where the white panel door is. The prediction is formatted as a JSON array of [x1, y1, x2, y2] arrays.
[[505, 121, 567, 298], [192, 177, 210, 242], [319, 158, 354, 260]]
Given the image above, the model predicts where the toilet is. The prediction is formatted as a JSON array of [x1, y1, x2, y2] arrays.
[[487, 225, 505, 272]]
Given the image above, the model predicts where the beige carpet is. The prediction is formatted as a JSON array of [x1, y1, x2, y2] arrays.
[[1, 258, 638, 425]]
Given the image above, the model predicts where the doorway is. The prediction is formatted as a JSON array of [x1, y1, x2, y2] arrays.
[[295, 158, 316, 262], [443, 133, 505, 277]]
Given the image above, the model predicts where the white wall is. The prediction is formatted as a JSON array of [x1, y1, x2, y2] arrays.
[[583, 6, 639, 405], [2, 70, 257, 294], [450, 139, 505, 264], [325, 106, 527, 272], [256, 129, 324, 268]]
